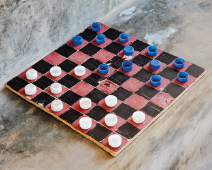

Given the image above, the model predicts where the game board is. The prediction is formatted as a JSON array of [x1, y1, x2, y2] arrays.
[[6, 23, 206, 156]]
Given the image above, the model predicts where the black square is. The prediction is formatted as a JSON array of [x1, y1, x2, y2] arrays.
[[86, 124, 112, 142], [141, 102, 163, 117], [113, 103, 136, 120], [33, 76, 54, 90], [117, 122, 140, 139], [84, 73, 104, 87], [185, 64, 205, 78], [59, 108, 83, 124], [104, 42, 124, 54], [59, 91, 81, 106], [132, 54, 152, 67], [85, 88, 107, 103], [136, 84, 159, 100], [111, 87, 132, 101], [31, 60, 53, 74], [133, 69, 154, 82], [106, 56, 124, 69], [163, 82, 185, 98], [131, 40, 149, 51], [158, 67, 179, 81], [78, 29, 97, 41], [108, 71, 130, 85], [58, 59, 77, 72], [7, 76, 28, 92], [55, 44, 76, 58], [87, 106, 108, 121], [58, 75, 80, 88], [103, 28, 121, 40], [32, 92, 54, 107], [156, 52, 177, 65], [80, 43, 101, 56], [82, 58, 102, 71]]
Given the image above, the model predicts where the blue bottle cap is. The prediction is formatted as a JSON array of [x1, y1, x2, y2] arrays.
[[147, 46, 158, 56], [119, 33, 129, 43], [98, 64, 109, 75], [150, 75, 162, 86], [177, 72, 189, 82], [73, 36, 83, 46], [122, 61, 133, 72], [96, 34, 106, 44], [150, 60, 161, 70], [91, 22, 101, 32], [174, 58, 185, 68], [123, 46, 134, 56]]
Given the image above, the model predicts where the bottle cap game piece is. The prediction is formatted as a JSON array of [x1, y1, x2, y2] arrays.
[[133, 111, 145, 124], [108, 134, 122, 148], [119, 33, 129, 43], [98, 64, 109, 74], [105, 95, 117, 107], [80, 98, 92, 109], [123, 46, 134, 56], [150, 60, 161, 70], [147, 46, 158, 56], [25, 84, 37, 95], [105, 114, 118, 127], [177, 72, 189, 82], [74, 65, 86, 76], [174, 58, 185, 68], [91, 22, 101, 32], [51, 100, 63, 112], [50, 66, 62, 77], [150, 75, 162, 86], [79, 117, 92, 130], [73, 36, 83, 46], [50, 83, 62, 94], [122, 61, 133, 72], [96, 34, 106, 44], [26, 69, 38, 80]]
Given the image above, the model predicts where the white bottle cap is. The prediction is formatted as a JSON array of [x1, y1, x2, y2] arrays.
[[74, 66, 86, 76], [132, 111, 145, 124], [108, 134, 122, 148], [105, 95, 117, 107], [79, 98, 92, 109], [50, 66, 61, 77], [25, 84, 37, 95], [51, 100, 63, 112], [50, 83, 62, 94], [26, 69, 38, 80], [79, 117, 92, 129], [105, 114, 117, 127]]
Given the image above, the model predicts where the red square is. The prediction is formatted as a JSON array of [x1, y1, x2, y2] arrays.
[[169, 60, 192, 72], [141, 47, 163, 59], [151, 92, 174, 109], [101, 132, 128, 152], [114, 35, 136, 46], [172, 75, 196, 88], [68, 51, 90, 64], [92, 49, 115, 63], [96, 79, 119, 94], [71, 99, 96, 114], [72, 116, 97, 134], [69, 68, 92, 80], [45, 102, 70, 116], [18, 86, 42, 99], [43, 52, 66, 65], [45, 70, 67, 81], [66, 39, 89, 50], [118, 63, 142, 76], [91, 38, 112, 48], [124, 94, 148, 110], [98, 99, 122, 112], [117, 50, 140, 60], [128, 113, 153, 130], [44, 85, 68, 98], [18, 68, 42, 83], [143, 61, 167, 74], [99, 113, 126, 131], [94, 66, 116, 77], [121, 78, 144, 93], [146, 77, 170, 91], [70, 81, 94, 96], [88, 23, 110, 34]]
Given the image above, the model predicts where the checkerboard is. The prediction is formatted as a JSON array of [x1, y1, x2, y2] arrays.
[[6, 23, 206, 156]]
